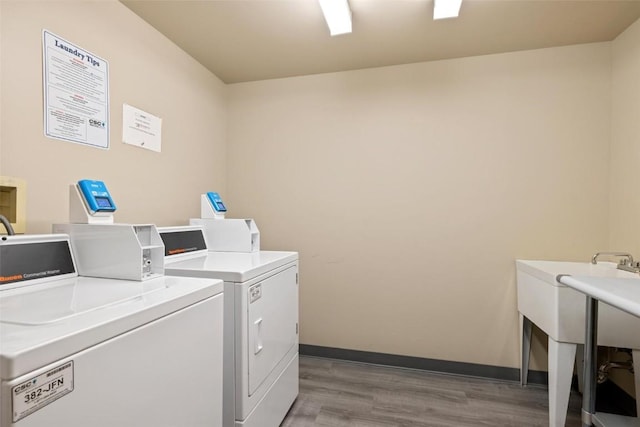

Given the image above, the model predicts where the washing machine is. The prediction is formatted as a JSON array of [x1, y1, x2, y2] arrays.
[[0, 234, 225, 427], [158, 226, 299, 427]]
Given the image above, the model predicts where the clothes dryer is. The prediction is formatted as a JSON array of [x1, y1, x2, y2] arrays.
[[0, 234, 224, 427], [159, 226, 298, 427]]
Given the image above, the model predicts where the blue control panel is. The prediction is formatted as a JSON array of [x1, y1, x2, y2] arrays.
[[206, 192, 227, 213], [78, 179, 116, 214]]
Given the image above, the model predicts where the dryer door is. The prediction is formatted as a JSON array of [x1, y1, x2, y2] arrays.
[[247, 265, 298, 396]]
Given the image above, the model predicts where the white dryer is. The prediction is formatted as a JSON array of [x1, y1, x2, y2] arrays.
[[159, 226, 299, 427], [0, 234, 224, 427]]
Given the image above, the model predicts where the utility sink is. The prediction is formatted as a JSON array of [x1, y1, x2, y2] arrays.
[[516, 260, 640, 427]]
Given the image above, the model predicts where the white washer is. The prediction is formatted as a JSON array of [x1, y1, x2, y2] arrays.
[[0, 234, 225, 427], [159, 227, 299, 427]]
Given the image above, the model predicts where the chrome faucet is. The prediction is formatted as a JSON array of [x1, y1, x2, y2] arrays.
[[591, 251, 634, 265], [591, 251, 639, 273]]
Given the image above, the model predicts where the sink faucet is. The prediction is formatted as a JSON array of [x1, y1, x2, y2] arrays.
[[591, 251, 639, 273], [591, 251, 634, 265]]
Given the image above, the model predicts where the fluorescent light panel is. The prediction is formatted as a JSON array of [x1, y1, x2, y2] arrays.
[[434, 0, 462, 20], [318, 0, 352, 36]]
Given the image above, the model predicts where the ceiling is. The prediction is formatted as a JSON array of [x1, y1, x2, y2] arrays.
[[120, 0, 640, 84]]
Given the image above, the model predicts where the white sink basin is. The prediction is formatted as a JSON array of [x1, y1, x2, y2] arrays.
[[516, 260, 640, 427], [517, 260, 640, 346]]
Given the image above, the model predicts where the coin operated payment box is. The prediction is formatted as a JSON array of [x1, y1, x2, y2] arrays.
[[190, 192, 260, 253], [53, 179, 164, 281]]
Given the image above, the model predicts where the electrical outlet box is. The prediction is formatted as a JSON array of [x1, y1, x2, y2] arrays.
[[0, 176, 26, 234]]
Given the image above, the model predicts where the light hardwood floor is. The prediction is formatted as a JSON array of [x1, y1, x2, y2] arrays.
[[282, 356, 582, 427]]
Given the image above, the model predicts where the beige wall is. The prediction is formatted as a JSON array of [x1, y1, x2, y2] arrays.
[[611, 17, 640, 256], [608, 17, 640, 398], [0, 0, 227, 233], [227, 44, 612, 368], [1, 0, 634, 378]]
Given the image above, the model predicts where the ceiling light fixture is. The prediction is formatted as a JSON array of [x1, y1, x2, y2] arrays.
[[318, 0, 352, 36], [433, 0, 462, 20]]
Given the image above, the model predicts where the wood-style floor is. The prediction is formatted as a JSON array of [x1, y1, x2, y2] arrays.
[[282, 356, 583, 427]]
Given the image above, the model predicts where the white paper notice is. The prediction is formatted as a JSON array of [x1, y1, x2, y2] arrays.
[[122, 104, 162, 152], [42, 30, 109, 149]]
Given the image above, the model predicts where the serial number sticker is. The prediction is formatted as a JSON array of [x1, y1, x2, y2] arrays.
[[12, 361, 74, 422]]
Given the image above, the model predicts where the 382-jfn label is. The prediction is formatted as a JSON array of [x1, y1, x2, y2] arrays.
[[12, 361, 74, 422], [24, 377, 65, 403]]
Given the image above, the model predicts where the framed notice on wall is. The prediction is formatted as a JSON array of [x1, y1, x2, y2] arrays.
[[42, 30, 110, 149]]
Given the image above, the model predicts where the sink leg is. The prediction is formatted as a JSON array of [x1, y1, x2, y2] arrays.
[[633, 349, 640, 417], [520, 313, 533, 386], [575, 344, 585, 393], [548, 339, 576, 427]]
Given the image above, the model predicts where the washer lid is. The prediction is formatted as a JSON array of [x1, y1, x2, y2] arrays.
[[164, 250, 298, 282], [0, 275, 223, 378]]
